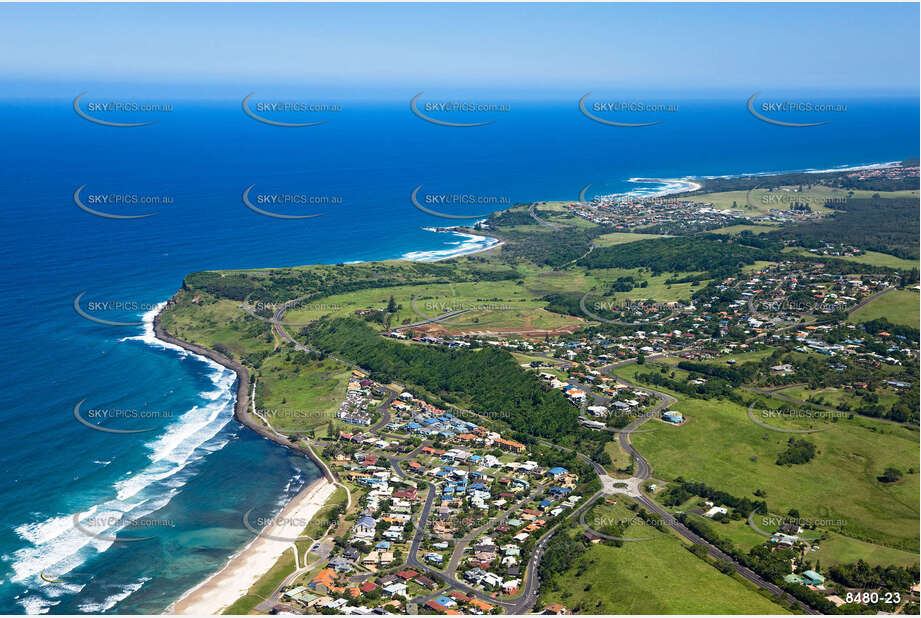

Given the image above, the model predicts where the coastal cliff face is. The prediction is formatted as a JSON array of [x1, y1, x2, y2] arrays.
[[153, 303, 338, 484]]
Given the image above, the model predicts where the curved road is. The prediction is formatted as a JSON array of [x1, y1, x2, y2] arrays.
[[266, 295, 825, 614], [405, 482, 601, 615], [593, 366, 819, 614], [528, 204, 560, 230]]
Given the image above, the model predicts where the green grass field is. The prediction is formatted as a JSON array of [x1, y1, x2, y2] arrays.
[[582, 267, 707, 304], [280, 277, 588, 333], [624, 391, 919, 552], [539, 500, 789, 614], [682, 512, 769, 550], [256, 356, 353, 434], [681, 510, 919, 568], [594, 232, 668, 247], [709, 224, 781, 235], [774, 384, 900, 412], [807, 531, 920, 568], [693, 186, 919, 217], [276, 262, 707, 333], [545, 212, 598, 228], [511, 352, 568, 376], [783, 247, 918, 271], [160, 296, 275, 360], [700, 348, 776, 366], [603, 439, 636, 477], [848, 289, 920, 329], [741, 260, 779, 274], [830, 250, 918, 271]]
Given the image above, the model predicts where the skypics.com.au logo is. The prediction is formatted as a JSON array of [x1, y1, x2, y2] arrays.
[[241, 296, 343, 326], [73, 291, 158, 327], [242, 184, 342, 219], [242, 93, 342, 127], [579, 292, 678, 325], [746, 92, 846, 127], [410, 185, 510, 219], [72, 512, 175, 543], [410, 92, 509, 127], [74, 184, 173, 219], [409, 295, 515, 327], [73, 400, 174, 434], [73, 93, 173, 127], [579, 93, 678, 127], [745, 183, 848, 211]]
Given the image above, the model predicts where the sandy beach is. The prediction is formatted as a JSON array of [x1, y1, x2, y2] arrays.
[[168, 477, 335, 615], [152, 301, 343, 616]]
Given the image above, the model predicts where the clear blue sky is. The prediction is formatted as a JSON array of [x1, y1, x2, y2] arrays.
[[1, 3, 918, 94]]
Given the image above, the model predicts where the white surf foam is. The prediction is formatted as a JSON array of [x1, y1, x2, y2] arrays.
[[597, 160, 901, 202], [403, 231, 499, 262], [8, 302, 238, 611], [596, 177, 702, 202], [76, 576, 150, 613], [17, 594, 60, 614], [695, 160, 900, 180]]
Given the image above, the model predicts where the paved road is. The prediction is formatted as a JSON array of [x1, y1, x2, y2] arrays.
[[442, 486, 543, 577], [254, 538, 334, 612], [592, 369, 820, 614], [633, 493, 818, 614], [396, 308, 473, 331], [369, 390, 397, 432], [528, 204, 560, 230], [507, 489, 604, 613], [261, 297, 602, 612], [611, 382, 676, 481], [384, 440, 431, 480], [266, 289, 837, 614], [404, 482, 557, 614], [407, 486, 437, 569], [407, 483, 601, 615]]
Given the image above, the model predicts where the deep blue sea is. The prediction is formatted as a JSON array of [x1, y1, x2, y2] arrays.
[[0, 89, 916, 614]]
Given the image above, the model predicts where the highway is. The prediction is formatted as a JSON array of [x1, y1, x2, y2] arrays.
[[264, 293, 827, 614], [590, 365, 820, 614]]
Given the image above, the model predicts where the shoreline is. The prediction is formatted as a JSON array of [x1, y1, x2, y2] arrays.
[[150, 224, 499, 614], [404, 228, 503, 262], [598, 159, 903, 202], [433, 238, 504, 261], [152, 306, 338, 485], [152, 304, 341, 615], [166, 477, 336, 615], [148, 155, 901, 614]]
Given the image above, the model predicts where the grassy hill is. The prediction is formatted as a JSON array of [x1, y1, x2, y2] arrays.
[[613, 381, 920, 553], [848, 289, 920, 329], [538, 499, 791, 614]]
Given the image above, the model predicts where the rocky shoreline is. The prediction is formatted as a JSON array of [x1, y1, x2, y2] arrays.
[[152, 298, 337, 485]]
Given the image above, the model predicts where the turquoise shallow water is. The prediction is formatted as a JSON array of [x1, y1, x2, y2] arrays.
[[0, 93, 916, 613]]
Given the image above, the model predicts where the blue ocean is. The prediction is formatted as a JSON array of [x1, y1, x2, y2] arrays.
[[0, 88, 916, 614]]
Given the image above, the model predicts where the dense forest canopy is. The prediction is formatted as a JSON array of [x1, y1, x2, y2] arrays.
[[577, 236, 773, 276], [767, 197, 920, 260], [304, 317, 602, 449]]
